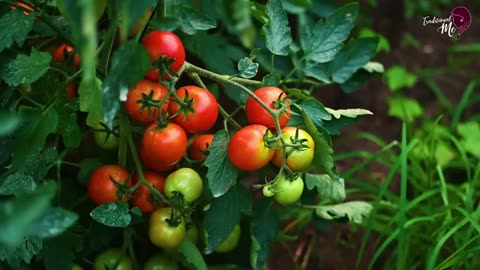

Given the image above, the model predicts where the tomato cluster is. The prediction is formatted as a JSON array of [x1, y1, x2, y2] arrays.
[[84, 28, 315, 264], [226, 86, 316, 205], [85, 31, 222, 256]]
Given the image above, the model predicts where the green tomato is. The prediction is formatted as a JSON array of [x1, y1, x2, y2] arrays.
[[164, 168, 203, 204], [94, 248, 132, 270], [214, 224, 241, 253], [149, 207, 186, 249], [144, 254, 178, 270], [273, 174, 304, 206], [262, 185, 274, 197], [57, 0, 106, 22], [93, 121, 119, 150]]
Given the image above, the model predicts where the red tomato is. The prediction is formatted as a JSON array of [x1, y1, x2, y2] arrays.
[[140, 146, 175, 172], [130, 171, 165, 213], [87, 165, 131, 205], [189, 134, 214, 161], [227, 125, 275, 171], [52, 44, 80, 68], [125, 80, 170, 124], [10, 1, 34, 16], [142, 122, 188, 166], [245, 87, 290, 129], [141, 31, 185, 81], [66, 82, 77, 100], [169, 86, 218, 133]]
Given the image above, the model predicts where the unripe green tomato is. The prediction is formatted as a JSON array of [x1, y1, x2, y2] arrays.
[[93, 248, 132, 270], [214, 224, 241, 253], [56, 0, 106, 22], [164, 168, 203, 204], [93, 121, 119, 150], [144, 254, 178, 270], [262, 185, 274, 197], [273, 174, 304, 206], [72, 264, 83, 270]]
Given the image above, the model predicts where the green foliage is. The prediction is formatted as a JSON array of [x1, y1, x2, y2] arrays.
[[315, 201, 373, 224], [90, 201, 132, 228], [385, 66, 418, 91], [263, 0, 292, 56], [2, 49, 51, 86], [0, 10, 35, 52], [178, 240, 208, 270], [205, 130, 239, 197]]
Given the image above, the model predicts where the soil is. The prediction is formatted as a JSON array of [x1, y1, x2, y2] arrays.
[[269, 0, 480, 269]]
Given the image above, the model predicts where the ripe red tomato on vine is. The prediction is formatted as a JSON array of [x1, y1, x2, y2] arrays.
[[169, 86, 219, 133], [52, 43, 80, 68], [142, 122, 188, 167], [245, 86, 291, 128], [141, 31, 186, 81], [87, 165, 131, 205], [228, 124, 275, 171], [189, 134, 214, 161], [130, 171, 165, 213], [125, 80, 169, 124]]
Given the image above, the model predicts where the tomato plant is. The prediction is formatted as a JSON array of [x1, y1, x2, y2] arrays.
[[93, 248, 132, 270], [245, 87, 290, 129], [164, 168, 203, 204], [125, 80, 169, 124], [272, 127, 315, 171], [149, 207, 186, 249], [0, 1, 380, 269], [189, 134, 214, 161], [87, 165, 131, 205], [130, 171, 165, 213], [228, 124, 275, 171], [169, 86, 218, 133], [141, 31, 186, 81]]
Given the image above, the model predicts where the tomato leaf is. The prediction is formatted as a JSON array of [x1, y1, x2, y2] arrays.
[[0, 174, 36, 195], [288, 99, 331, 130], [102, 41, 150, 128], [29, 208, 78, 238], [237, 57, 259, 79], [300, 3, 358, 63], [78, 77, 103, 128], [339, 69, 373, 94], [0, 181, 57, 245], [11, 108, 58, 171], [263, 0, 292, 56], [327, 37, 378, 83], [250, 199, 279, 270], [2, 49, 51, 86], [305, 173, 345, 202], [178, 239, 208, 270], [300, 108, 335, 178], [77, 158, 103, 184], [177, 5, 217, 35], [0, 10, 35, 53], [261, 74, 281, 87], [314, 201, 373, 224], [41, 231, 80, 270], [90, 201, 132, 228], [57, 99, 81, 148], [0, 236, 43, 268], [0, 111, 20, 136], [205, 130, 239, 197], [204, 185, 251, 254]]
